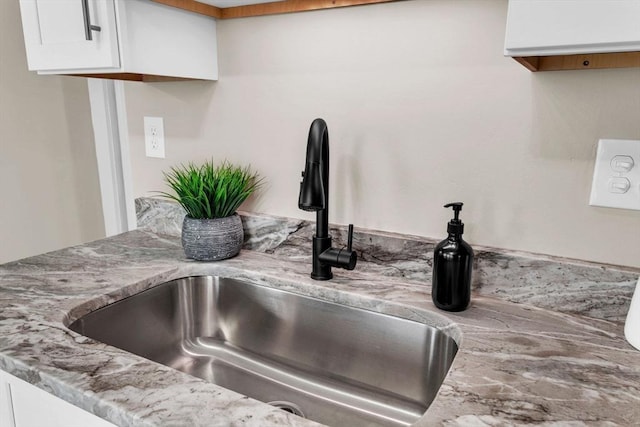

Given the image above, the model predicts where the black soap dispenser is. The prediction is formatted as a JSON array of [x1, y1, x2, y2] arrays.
[[432, 202, 474, 312]]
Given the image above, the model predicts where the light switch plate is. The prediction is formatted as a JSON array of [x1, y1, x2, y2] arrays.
[[144, 116, 165, 159], [589, 139, 640, 210]]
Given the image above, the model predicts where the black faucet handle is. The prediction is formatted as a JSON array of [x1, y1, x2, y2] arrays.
[[341, 224, 357, 270], [317, 224, 357, 272]]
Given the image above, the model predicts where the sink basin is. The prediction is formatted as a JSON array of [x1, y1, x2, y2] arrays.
[[69, 276, 457, 426]]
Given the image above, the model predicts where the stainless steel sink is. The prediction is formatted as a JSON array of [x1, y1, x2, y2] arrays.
[[69, 276, 457, 426]]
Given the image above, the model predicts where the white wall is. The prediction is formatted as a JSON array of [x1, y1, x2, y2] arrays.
[[123, 0, 640, 268], [0, 0, 105, 263]]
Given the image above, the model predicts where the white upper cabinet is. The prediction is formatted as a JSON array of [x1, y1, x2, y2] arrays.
[[504, 0, 640, 57], [19, 0, 218, 81], [19, 0, 120, 71]]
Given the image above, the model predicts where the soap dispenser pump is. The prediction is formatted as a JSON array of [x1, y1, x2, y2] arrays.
[[432, 202, 474, 312]]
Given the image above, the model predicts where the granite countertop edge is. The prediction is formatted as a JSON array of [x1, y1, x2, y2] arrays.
[[0, 229, 639, 426]]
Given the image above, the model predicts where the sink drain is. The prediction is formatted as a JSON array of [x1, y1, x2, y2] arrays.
[[267, 401, 305, 418]]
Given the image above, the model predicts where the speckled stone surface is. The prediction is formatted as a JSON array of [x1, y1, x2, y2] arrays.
[[138, 197, 640, 322], [0, 200, 638, 426]]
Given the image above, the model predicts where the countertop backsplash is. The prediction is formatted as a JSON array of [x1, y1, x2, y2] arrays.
[[136, 197, 639, 323]]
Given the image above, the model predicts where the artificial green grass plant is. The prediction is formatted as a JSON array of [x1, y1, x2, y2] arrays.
[[160, 161, 262, 219]]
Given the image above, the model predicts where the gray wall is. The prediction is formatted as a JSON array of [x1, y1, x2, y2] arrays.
[[0, 0, 105, 263], [124, 0, 640, 268]]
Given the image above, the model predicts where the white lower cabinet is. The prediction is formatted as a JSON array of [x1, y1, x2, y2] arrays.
[[0, 370, 116, 427]]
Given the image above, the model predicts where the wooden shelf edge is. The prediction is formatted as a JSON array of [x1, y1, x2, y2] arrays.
[[513, 56, 539, 71], [151, 0, 399, 19], [65, 73, 206, 82], [513, 52, 640, 72], [221, 0, 399, 19], [151, 0, 223, 18]]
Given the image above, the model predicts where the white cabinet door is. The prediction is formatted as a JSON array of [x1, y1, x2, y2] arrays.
[[0, 372, 16, 427], [505, 0, 640, 56], [17, 0, 218, 80], [19, 0, 120, 72], [0, 370, 116, 427]]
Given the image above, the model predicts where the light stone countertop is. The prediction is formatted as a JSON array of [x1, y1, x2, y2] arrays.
[[0, 226, 639, 426]]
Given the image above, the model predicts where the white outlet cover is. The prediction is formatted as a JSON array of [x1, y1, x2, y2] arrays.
[[144, 116, 165, 159], [589, 139, 640, 210]]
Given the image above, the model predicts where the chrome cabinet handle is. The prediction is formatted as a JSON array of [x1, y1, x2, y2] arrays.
[[81, 0, 101, 41]]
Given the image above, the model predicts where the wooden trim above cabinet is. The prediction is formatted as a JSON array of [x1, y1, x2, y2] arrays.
[[151, 0, 399, 19], [514, 52, 640, 72], [151, 0, 223, 18], [68, 73, 197, 82], [220, 0, 398, 18]]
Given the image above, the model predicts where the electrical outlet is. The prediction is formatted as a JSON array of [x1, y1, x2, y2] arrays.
[[589, 139, 640, 210], [144, 116, 165, 158]]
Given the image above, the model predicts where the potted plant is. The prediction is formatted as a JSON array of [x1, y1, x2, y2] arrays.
[[160, 161, 262, 261]]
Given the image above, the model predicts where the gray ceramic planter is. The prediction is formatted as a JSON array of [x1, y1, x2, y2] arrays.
[[181, 214, 244, 261]]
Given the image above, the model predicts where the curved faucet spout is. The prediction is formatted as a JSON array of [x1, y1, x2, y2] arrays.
[[305, 118, 329, 166], [298, 118, 357, 281], [298, 118, 330, 237]]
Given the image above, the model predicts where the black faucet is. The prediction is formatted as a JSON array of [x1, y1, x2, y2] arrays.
[[298, 118, 357, 280]]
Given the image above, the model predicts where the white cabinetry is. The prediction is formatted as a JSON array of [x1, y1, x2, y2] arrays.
[[19, 0, 218, 81], [0, 370, 116, 427], [504, 0, 640, 71], [19, 0, 120, 71]]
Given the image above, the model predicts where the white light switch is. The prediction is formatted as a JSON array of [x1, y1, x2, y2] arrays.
[[589, 139, 640, 210]]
